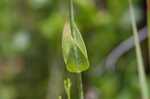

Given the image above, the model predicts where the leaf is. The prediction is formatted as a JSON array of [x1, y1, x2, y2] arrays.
[[62, 21, 89, 73]]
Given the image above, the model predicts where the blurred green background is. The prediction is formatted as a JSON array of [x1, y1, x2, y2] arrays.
[[0, 0, 149, 99]]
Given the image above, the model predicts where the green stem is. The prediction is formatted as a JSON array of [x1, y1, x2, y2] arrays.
[[69, 0, 74, 32], [128, 0, 149, 99], [147, 0, 150, 69], [68, 1, 84, 98], [77, 73, 84, 99]]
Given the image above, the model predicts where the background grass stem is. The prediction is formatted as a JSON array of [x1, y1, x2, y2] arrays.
[[128, 0, 149, 99], [147, 0, 150, 69]]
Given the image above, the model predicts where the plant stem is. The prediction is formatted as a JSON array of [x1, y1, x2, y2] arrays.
[[77, 73, 84, 99], [68, 1, 84, 99], [69, 0, 74, 32], [128, 0, 149, 99], [147, 0, 150, 68]]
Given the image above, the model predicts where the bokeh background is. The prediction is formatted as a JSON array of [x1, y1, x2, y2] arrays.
[[0, 0, 149, 99]]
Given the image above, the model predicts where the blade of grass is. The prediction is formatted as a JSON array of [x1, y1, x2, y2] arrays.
[[128, 0, 149, 99]]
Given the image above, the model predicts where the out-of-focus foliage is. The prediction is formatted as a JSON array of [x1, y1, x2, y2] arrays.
[[0, 0, 149, 99]]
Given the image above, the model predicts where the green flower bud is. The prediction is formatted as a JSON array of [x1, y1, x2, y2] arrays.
[[62, 22, 89, 73]]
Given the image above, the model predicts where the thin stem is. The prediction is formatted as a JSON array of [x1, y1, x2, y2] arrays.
[[128, 0, 149, 99], [147, 0, 150, 68], [69, 0, 75, 32], [77, 73, 84, 99], [68, 1, 84, 99]]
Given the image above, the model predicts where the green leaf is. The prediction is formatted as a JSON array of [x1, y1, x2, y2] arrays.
[[62, 22, 89, 73]]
